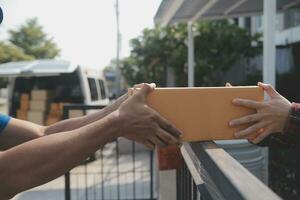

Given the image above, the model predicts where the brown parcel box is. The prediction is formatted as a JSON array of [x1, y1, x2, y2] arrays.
[[17, 109, 28, 120], [31, 90, 50, 101], [28, 111, 45, 125], [146, 86, 264, 142], [30, 100, 48, 111]]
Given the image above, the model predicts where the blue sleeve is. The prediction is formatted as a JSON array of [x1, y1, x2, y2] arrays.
[[0, 114, 11, 135]]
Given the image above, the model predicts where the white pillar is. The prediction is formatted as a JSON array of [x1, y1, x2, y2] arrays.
[[238, 17, 245, 28], [263, 0, 276, 87], [188, 21, 195, 87]]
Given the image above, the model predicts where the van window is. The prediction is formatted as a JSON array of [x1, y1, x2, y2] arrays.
[[11, 72, 84, 116], [88, 78, 99, 101], [98, 80, 107, 99]]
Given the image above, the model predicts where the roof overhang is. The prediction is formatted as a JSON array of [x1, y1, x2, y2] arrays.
[[154, 0, 300, 26]]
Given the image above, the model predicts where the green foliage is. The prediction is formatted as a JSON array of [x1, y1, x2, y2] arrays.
[[121, 24, 187, 86], [0, 18, 60, 87], [0, 41, 33, 63], [121, 20, 261, 87], [9, 18, 60, 59], [193, 21, 261, 86]]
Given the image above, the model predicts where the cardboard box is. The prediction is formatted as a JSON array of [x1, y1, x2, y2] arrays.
[[28, 111, 45, 125], [17, 109, 28, 120], [49, 103, 64, 116], [145, 86, 264, 142], [30, 100, 48, 111], [46, 116, 61, 125], [31, 90, 50, 101], [20, 93, 30, 102], [20, 101, 29, 110], [69, 110, 84, 118]]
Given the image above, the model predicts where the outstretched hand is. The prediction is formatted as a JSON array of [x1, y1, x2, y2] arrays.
[[118, 83, 182, 149], [229, 82, 291, 144]]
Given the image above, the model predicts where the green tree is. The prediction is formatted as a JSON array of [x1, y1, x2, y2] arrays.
[[193, 21, 261, 86], [121, 24, 187, 86], [121, 20, 261, 87], [9, 18, 60, 59], [0, 42, 33, 63]]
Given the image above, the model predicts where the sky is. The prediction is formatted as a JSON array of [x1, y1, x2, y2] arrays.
[[0, 0, 161, 69]]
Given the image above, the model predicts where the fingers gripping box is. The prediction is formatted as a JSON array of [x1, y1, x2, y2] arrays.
[[146, 86, 264, 142]]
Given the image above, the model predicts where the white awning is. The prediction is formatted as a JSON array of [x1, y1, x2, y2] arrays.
[[0, 59, 78, 77], [155, 0, 300, 25]]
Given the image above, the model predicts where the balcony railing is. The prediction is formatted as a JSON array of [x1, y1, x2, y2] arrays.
[[177, 142, 281, 200], [63, 104, 155, 200], [62, 104, 281, 200]]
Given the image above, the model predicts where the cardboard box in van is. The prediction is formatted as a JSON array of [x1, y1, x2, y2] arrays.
[[20, 93, 30, 110], [20, 101, 29, 110], [140, 86, 264, 142], [49, 103, 64, 116], [69, 110, 84, 119], [30, 100, 49, 111], [17, 109, 28, 120], [20, 93, 30, 102], [28, 111, 45, 125], [46, 116, 60, 126], [31, 90, 51, 101]]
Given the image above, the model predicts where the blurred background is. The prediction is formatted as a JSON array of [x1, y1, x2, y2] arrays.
[[0, 0, 300, 200]]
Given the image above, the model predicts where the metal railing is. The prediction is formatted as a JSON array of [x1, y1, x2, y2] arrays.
[[177, 142, 282, 200], [63, 104, 155, 200]]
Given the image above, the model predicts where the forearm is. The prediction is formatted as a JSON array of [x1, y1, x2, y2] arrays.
[[0, 94, 127, 151], [0, 112, 120, 199], [44, 94, 127, 135]]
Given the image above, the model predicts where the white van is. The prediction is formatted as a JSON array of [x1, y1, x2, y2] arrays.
[[0, 59, 110, 118]]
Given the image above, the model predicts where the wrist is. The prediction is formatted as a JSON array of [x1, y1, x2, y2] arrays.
[[282, 103, 296, 135], [109, 94, 128, 111], [106, 110, 123, 138]]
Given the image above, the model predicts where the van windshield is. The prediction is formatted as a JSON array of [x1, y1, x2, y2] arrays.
[[11, 71, 84, 116]]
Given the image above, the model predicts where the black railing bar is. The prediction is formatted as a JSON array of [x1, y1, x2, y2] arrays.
[[64, 172, 70, 200], [101, 149, 105, 200], [84, 163, 88, 199], [132, 141, 136, 199], [150, 150, 154, 200], [116, 140, 120, 199]]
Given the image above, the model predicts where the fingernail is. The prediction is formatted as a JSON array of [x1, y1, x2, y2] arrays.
[[149, 83, 156, 88], [232, 98, 240, 103], [229, 121, 234, 126]]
